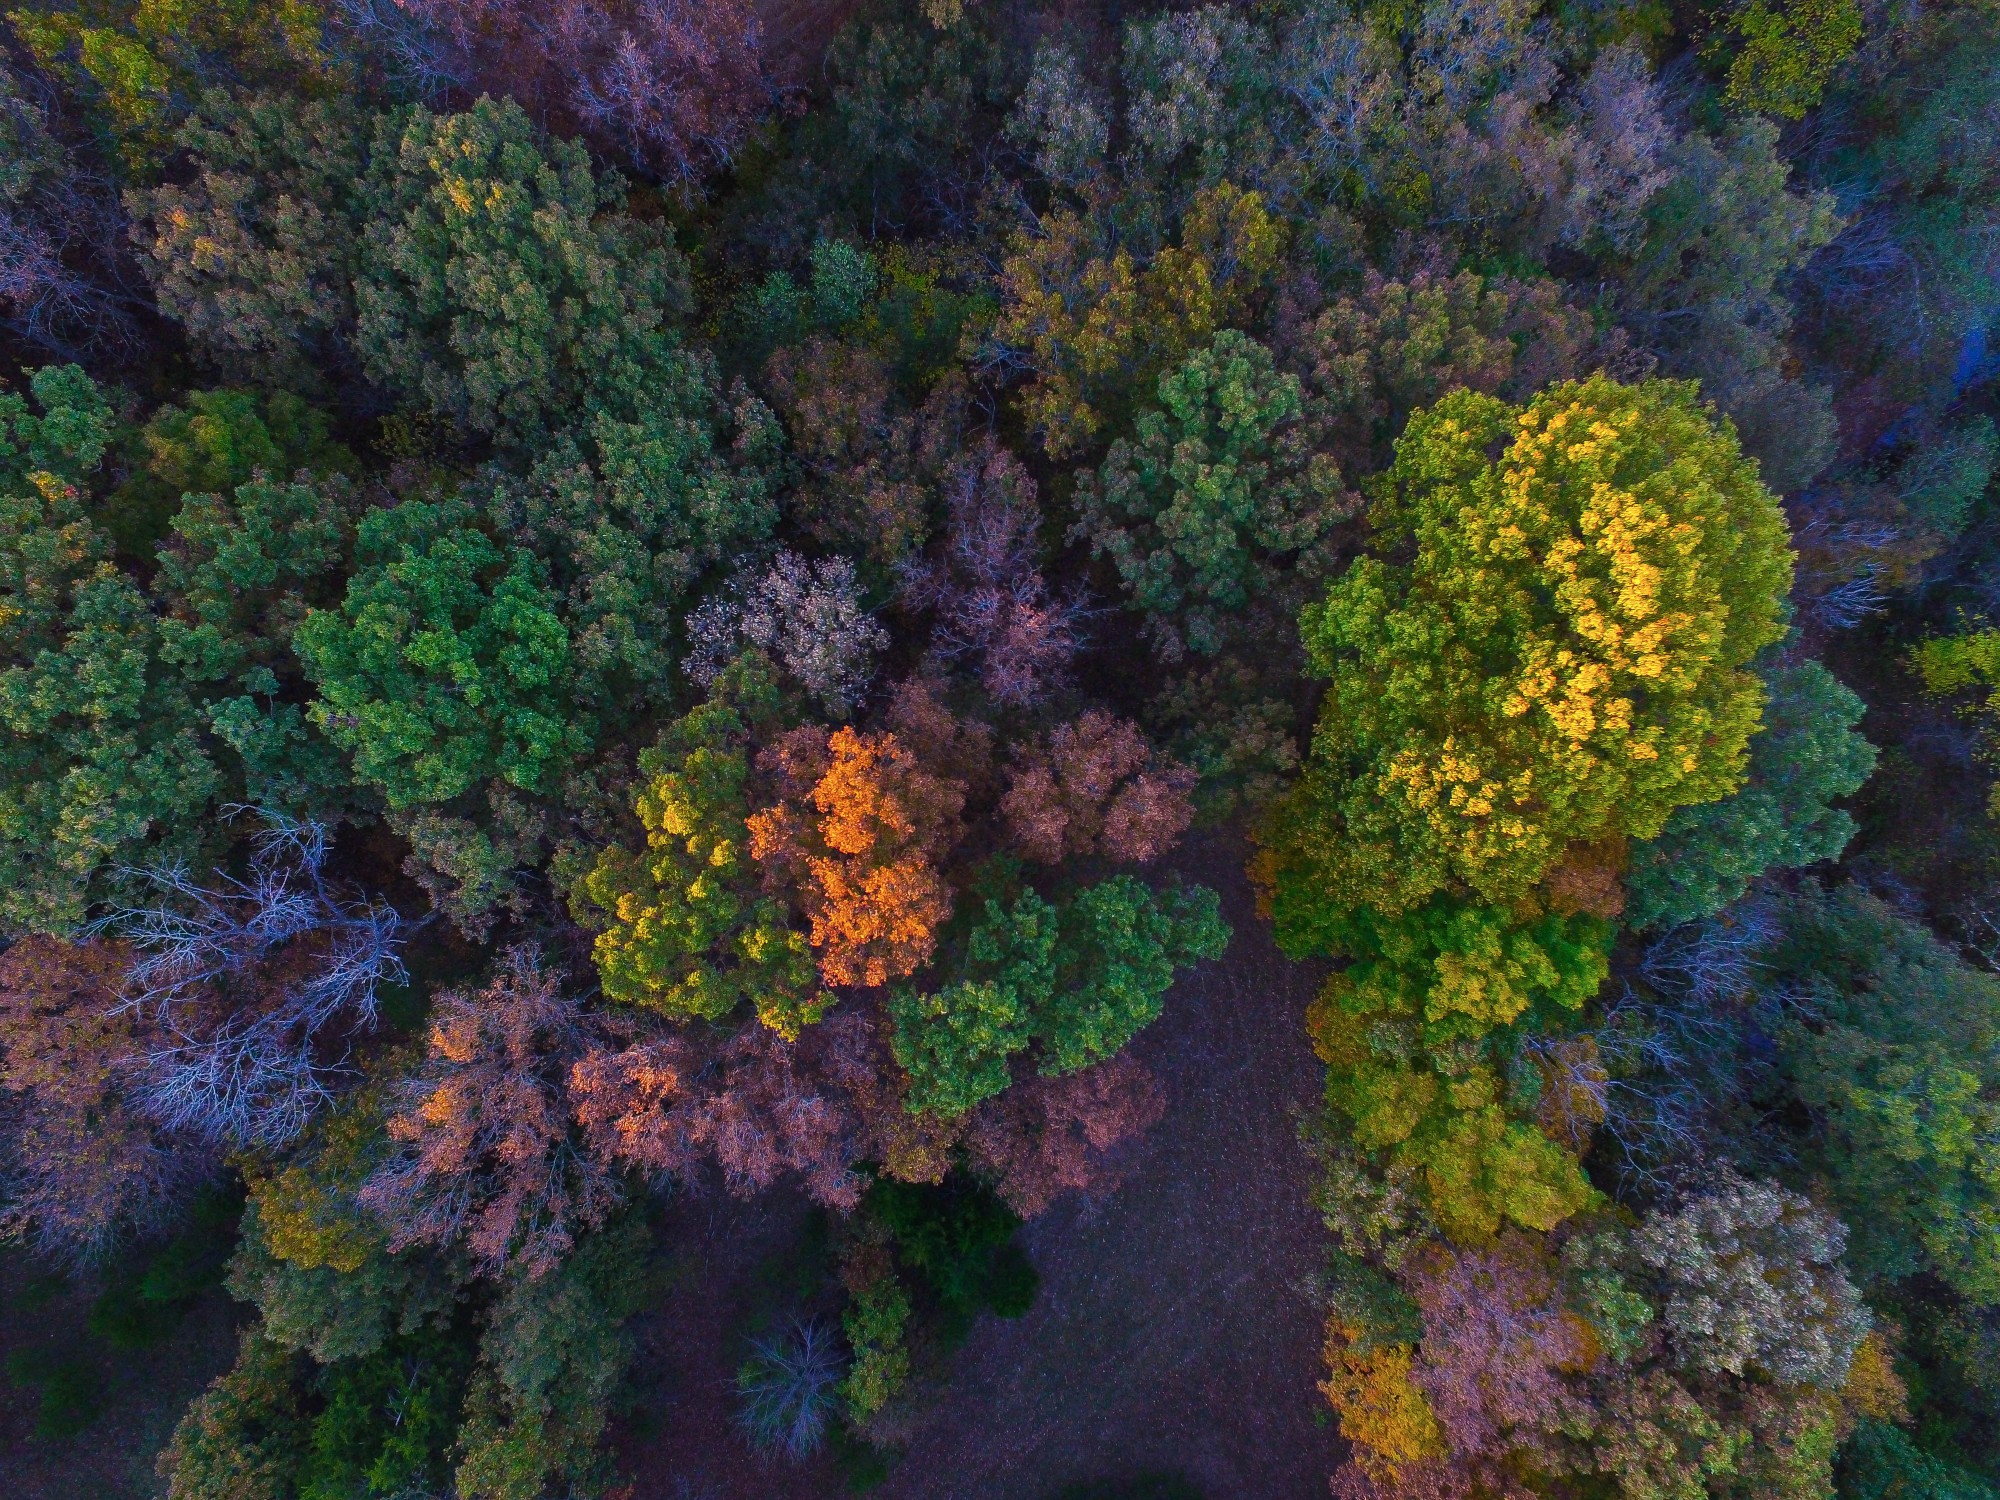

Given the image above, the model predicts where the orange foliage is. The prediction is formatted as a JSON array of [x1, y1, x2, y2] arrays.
[[748, 723, 965, 988]]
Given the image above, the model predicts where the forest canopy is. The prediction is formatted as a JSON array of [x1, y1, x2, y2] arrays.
[[0, 0, 1996, 1497]]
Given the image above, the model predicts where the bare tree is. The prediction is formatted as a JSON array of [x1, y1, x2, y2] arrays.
[[92, 810, 408, 1150]]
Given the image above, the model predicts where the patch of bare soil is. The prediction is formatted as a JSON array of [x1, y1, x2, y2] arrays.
[[618, 831, 1342, 1500], [0, 1259, 242, 1499]]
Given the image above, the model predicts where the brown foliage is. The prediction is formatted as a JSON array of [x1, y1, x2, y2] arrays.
[[963, 1053, 1165, 1217], [1543, 837, 1628, 920], [570, 1009, 955, 1210], [763, 340, 963, 565], [360, 946, 619, 1279], [899, 441, 1087, 708], [0, 936, 202, 1265], [392, 0, 771, 189], [748, 725, 965, 987], [1000, 712, 1196, 866]]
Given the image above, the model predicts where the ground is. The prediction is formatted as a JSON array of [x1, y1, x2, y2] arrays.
[[613, 832, 1343, 1500], [0, 834, 1341, 1499]]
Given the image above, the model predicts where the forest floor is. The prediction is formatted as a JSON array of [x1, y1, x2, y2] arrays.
[[0, 1255, 241, 1498], [613, 831, 1344, 1500]]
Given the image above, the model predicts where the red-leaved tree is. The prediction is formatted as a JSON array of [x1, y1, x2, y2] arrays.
[[1000, 711, 1196, 865], [361, 945, 620, 1279]]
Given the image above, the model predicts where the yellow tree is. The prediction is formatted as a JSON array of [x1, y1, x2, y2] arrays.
[[1263, 375, 1794, 945]]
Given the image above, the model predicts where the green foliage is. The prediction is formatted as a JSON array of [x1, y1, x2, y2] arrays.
[[889, 878, 1228, 1117], [0, 364, 113, 488], [4, 1346, 102, 1440], [106, 387, 354, 557], [1717, 0, 1864, 120], [840, 1270, 912, 1423], [867, 1176, 1038, 1328], [1764, 886, 2000, 1302], [1264, 376, 1794, 933], [159, 1328, 312, 1500], [355, 96, 687, 447], [1627, 659, 1875, 929], [1078, 330, 1351, 658], [495, 350, 780, 701], [0, 374, 218, 933], [455, 1219, 653, 1500], [1913, 627, 2000, 816], [8, 0, 331, 171], [1314, 897, 1612, 1045], [1839, 1420, 2000, 1500], [1036, 877, 1230, 1075], [130, 89, 371, 387], [295, 497, 595, 811], [576, 665, 825, 1036]]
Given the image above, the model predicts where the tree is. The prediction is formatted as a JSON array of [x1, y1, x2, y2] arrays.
[[963, 1053, 1166, 1216], [1077, 329, 1354, 659], [491, 351, 781, 704], [747, 723, 965, 989], [1000, 711, 1197, 867], [898, 440, 1086, 709], [569, 1011, 909, 1211], [1262, 376, 1794, 935], [295, 496, 597, 812], [0, 368, 218, 933], [1762, 885, 2000, 1303], [0, 934, 206, 1266], [1293, 270, 1610, 478], [8, 0, 331, 171], [761, 336, 952, 568], [361, 947, 620, 1280], [994, 182, 1285, 457], [1914, 627, 2000, 815], [107, 386, 354, 556], [454, 1220, 651, 1500], [98, 812, 408, 1150], [128, 90, 372, 389], [1631, 1168, 1870, 1389], [1625, 660, 1875, 930], [575, 669, 827, 1038], [1716, 0, 1863, 120], [888, 877, 1228, 1117], [388, 0, 771, 192], [354, 96, 687, 446], [685, 551, 888, 719], [152, 473, 358, 811]]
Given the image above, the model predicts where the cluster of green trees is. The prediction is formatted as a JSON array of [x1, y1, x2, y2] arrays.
[[1, 0, 1997, 1495]]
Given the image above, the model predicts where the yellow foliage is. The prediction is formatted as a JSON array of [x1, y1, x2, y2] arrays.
[[995, 184, 1283, 456], [1320, 1318, 1442, 1480]]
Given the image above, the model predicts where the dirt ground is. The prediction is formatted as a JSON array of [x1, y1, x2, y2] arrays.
[[0, 1263, 241, 1499], [615, 832, 1344, 1500]]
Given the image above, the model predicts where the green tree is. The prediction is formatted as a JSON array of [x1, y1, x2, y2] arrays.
[[294, 497, 595, 812], [105, 387, 354, 556], [493, 350, 781, 702], [153, 474, 357, 810], [1262, 376, 1794, 936], [128, 90, 372, 388], [1077, 329, 1352, 659], [1716, 0, 1864, 120], [355, 96, 687, 447], [454, 1221, 652, 1500], [0, 370, 217, 933], [9, 0, 331, 172], [1764, 886, 2000, 1304], [889, 878, 1228, 1117], [575, 662, 826, 1038], [1626, 660, 1875, 930]]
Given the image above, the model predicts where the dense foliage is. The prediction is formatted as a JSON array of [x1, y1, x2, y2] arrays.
[[2, 0, 1997, 1495]]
